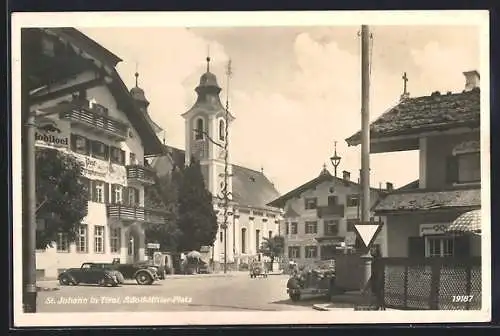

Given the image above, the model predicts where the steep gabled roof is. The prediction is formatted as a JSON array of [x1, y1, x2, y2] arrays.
[[346, 89, 480, 146], [48, 28, 164, 156], [150, 145, 280, 211], [267, 169, 385, 209]]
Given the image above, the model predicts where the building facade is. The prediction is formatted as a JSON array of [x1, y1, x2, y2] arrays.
[[267, 167, 388, 265], [148, 58, 283, 268], [29, 28, 166, 279], [345, 70, 482, 258]]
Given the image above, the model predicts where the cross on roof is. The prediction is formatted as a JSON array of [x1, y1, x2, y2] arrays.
[[402, 72, 408, 95]]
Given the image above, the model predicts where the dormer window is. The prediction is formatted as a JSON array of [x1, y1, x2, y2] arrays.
[[219, 119, 225, 141], [447, 141, 480, 185], [195, 118, 204, 140]]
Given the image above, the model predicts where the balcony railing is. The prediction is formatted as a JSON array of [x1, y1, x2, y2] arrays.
[[107, 204, 168, 225], [59, 104, 129, 141], [317, 204, 345, 218], [126, 164, 156, 185]]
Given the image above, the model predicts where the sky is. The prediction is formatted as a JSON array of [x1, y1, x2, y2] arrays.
[[80, 25, 480, 194]]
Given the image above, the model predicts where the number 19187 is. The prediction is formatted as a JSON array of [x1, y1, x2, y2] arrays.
[[452, 295, 474, 302]]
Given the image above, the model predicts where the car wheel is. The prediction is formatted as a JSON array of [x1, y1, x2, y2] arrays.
[[136, 272, 153, 285], [290, 293, 301, 302], [59, 275, 71, 286]]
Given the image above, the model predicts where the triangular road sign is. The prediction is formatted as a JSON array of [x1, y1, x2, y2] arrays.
[[354, 223, 383, 248]]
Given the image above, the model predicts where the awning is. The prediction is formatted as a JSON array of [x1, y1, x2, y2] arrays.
[[447, 209, 481, 235]]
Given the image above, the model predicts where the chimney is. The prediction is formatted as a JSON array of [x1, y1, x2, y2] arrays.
[[386, 182, 394, 191], [342, 170, 351, 181], [463, 70, 480, 91]]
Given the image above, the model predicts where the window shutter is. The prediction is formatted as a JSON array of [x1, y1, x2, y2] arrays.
[[134, 189, 140, 206], [104, 144, 110, 160], [446, 156, 459, 184], [408, 236, 425, 258], [120, 150, 125, 165], [91, 181, 98, 202], [454, 236, 471, 258], [123, 187, 129, 206], [110, 184, 117, 204], [70, 134, 77, 151], [104, 182, 109, 204]]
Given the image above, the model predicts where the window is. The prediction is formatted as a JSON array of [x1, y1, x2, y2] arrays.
[[129, 152, 137, 165], [92, 181, 108, 203], [94, 225, 105, 253], [110, 227, 121, 253], [288, 246, 301, 259], [220, 231, 223, 243], [111, 184, 123, 204], [195, 118, 204, 140], [305, 221, 318, 234], [285, 223, 289, 235], [304, 197, 317, 210], [128, 187, 139, 206], [76, 225, 88, 253], [324, 220, 339, 236], [346, 195, 359, 207], [71, 134, 89, 155], [56, 233, 69, 252], [327, 195, 338, 206], [219, 119, 225, 141], [269, 231, 272, 239], [447, 152, 480, 184], [305, 246, 318, 258], [241, 228, 247, 254], [110, 147, 125, 165], [290, 222, 298, 234], [79, 177, 91, 200], [91, 141, 109, 160], [256, 230, 260, 252], [347, 219, 359, 232], [426, 237, 454, 257]]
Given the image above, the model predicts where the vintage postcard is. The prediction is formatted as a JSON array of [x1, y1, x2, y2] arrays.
[[11, 10, 491, 326]]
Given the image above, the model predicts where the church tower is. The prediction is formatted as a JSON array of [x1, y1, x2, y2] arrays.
[[130, 70, 164, 136], [181, 56, 235, 197]]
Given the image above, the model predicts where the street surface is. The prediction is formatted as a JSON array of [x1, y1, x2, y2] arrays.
[[37, 272, 331, 312]]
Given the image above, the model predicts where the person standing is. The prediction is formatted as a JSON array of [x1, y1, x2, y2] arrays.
[[370, 246, 385, 310]]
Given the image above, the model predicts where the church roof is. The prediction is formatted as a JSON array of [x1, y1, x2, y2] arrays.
[[345, 89, 480, 146], [151, 145, 281, 211]]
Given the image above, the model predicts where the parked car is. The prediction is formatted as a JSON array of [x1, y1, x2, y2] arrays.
[[58, 262, 124, 287], [286, 262, 336, 301], [99, 261, 159, 285], [250, 261, 268, 278]]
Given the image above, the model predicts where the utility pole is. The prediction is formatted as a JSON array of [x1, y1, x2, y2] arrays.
[[22, 30, 38, 313], [360, 25, 372, 296]]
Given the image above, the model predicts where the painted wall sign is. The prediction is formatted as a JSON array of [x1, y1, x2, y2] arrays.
[[74, 153, 127, 185], [419, 223, 450, 236], [35, 117, 70, 149]]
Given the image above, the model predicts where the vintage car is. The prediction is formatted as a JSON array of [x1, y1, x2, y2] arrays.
[[286, 261, 336, 301], [98, 261, 159, 285], [58, 262, 124, 287], [249, 261, 268, 278]]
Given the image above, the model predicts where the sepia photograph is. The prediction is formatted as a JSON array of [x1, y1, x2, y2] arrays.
[[11, 10, 491, 326]]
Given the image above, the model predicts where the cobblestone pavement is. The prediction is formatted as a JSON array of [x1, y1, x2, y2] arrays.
[[37, 273, 333, 312]]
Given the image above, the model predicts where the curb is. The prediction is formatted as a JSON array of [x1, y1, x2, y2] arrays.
[[37, 286, 60, 292], [312, 304, 331, 311]]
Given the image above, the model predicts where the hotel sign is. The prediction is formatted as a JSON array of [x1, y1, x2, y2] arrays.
[[74, 153, 127, 185], [35, 117, 70, 149], [419, 223, 449, 236]]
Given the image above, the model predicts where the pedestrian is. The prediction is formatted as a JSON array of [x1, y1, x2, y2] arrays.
[[371, 246, 385, 310]]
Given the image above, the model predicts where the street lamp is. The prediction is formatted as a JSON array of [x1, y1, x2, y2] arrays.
[[330, 141, 342, 177]]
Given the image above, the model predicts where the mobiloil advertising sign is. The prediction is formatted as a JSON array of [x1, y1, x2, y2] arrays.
[[35, 117, 70, 149]]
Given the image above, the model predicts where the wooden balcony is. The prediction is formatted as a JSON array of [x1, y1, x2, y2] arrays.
[[107, 204, 168, 225], [317, 204, 345, 218], [126, 164, 156, 185], [59, 103, 129, 141]]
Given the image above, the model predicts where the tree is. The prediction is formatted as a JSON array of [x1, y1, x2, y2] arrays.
[[177, 157, 218, 251], [260, 235, 285, 269], [35, 147, 88, 249], [144, 171, 182, 252]]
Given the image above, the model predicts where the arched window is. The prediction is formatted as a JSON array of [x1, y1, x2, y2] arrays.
[[241, 228, 247, 254], [219, 119, 225, 141], [195, 118, 204, 140]]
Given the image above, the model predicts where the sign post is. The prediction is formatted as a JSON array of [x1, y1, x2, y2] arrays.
[[353, 220, 384, 310]]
